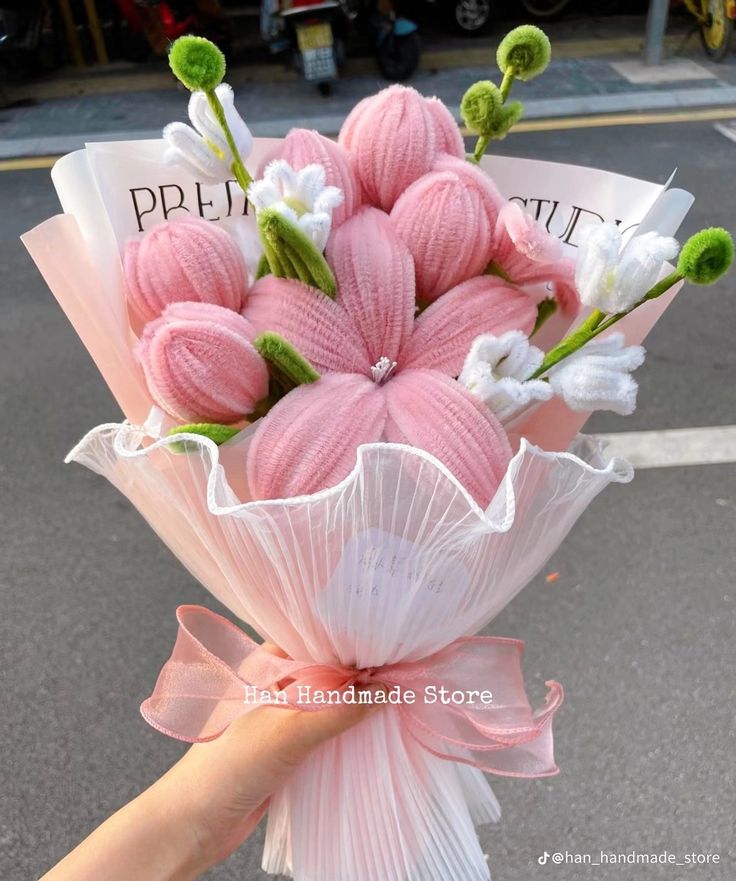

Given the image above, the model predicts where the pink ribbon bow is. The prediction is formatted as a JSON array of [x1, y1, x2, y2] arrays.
[[142, 605, 564, 778]]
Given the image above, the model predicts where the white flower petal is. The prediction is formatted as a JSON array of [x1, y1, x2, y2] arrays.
[[314, 185, 344, 214], [162, 122, 227, 181], [575, 223, 680, 314], [247, 179, 281, 210], [217, 83, 253, 161], [548, 333, 645, 415], [264, 159, 299, 194], [295, 164, 327, 206], [298, 211, 331, 251]]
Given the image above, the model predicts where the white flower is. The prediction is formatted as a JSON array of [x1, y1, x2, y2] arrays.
[[163, 83, 253, 183], [247, 160, 343, 252], [547, 332, 645, 415], [575, 224, 679, 314], [459, 331, 553, 421]]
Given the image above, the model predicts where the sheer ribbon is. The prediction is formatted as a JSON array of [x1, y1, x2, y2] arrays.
[[142, 605, 563, 778]]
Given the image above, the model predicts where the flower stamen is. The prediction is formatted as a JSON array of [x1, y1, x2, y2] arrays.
[[371, 356, 397, 384]]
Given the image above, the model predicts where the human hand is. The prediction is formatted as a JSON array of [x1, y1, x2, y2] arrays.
[[41, 644, 384, 881]]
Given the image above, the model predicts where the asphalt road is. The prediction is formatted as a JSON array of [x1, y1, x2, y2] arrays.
[[1, 117, 735, 881]]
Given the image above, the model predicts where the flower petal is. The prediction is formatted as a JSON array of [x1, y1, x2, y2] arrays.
[[246, 373, 386, 499], [391, 161, 501, 302], [245, 275, 370, 374], [326, 206, 415, 365], [338, 85, 440, 211], [277, 128, 362, 226], [163, 122, 225, 181], [400, 276, 537, 375], [384, 369, 512, 507], [424, 97, 465, 158]]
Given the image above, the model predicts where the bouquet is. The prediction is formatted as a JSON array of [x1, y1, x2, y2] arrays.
[[22, 27, 733, 881]]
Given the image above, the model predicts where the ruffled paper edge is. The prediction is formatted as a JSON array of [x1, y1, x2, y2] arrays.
[[66, 422, 634, 534]]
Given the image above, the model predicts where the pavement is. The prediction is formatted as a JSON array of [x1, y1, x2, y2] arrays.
[[2, 94, 736, 880], [4, 13, 736, 157]]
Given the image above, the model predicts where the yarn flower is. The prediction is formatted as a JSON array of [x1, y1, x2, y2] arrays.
[[575, 223, 679, 314], [391, 155, 505, 302], [244, 207, 538, 504], [339, 85, 465, 212], [248, 160, 344, 252], [547, 332, 645, 415], [459, 331, 552, 421], [272, 129, 362, 227], [124, 216, 248, 322], [489, 202, 580, 316], [163, 83, 253, 184], [136, 302, 268, 423]]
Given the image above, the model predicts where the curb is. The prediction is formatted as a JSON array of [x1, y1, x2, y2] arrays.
[[3, 86, 736, 160]]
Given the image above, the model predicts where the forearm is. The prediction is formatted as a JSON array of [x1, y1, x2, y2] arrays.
[[39, 779, 206, 881]]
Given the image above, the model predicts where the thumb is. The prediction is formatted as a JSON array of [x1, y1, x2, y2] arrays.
[[286, 683, 388, 753]]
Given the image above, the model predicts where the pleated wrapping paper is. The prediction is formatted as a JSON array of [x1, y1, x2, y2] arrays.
[[23, 139, 693, 881]]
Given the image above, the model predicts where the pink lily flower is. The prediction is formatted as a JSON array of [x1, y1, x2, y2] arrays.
[[489, 202, 581, 316], [272, 128, 362, 227], [338, 85, 465, 212], [244, 207, 537, 504]]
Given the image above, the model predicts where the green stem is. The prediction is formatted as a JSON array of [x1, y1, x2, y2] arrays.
[[499, 67, 515, 102], [205, 90, 252, 194], [469, 134, 490, 164], [585, 270, 684, 342], [531, 269, 684, 378], [530, 309, 606, 378]]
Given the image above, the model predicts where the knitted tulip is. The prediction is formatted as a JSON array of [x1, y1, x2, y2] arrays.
[[489, 201, 580, 316], [338, 85, 465, 212], [136, 302, 268, 423], [275, 129, 362, 227], [390, 155, 504, 301], [244, 207, 537, 503], [124, 216, 248, 323]]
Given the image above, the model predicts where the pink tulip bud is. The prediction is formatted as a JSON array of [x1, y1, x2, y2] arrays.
[[124, 216, 248, 323], [338, 85, 465, 212], [390, 155, 503, 302], [136, 302, 268, 423], [277, 128, 362, 227]]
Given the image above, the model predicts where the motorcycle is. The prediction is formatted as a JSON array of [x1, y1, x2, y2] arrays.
[[265, 0, 419, 94]]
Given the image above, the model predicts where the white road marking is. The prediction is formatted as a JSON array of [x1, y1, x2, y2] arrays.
[[594, 425, 736, 469]]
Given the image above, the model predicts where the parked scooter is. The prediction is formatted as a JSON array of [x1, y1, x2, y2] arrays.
[[264, 0, 419, 93]]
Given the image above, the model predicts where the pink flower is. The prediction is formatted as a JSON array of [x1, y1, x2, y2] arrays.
[[489, 202, 580, 316], [390, 155, 504, 302], [338, 86, 465, 212], [136, 302, 268, 423], [274, 128, 362, 227], [245, 207, 537, 504], [124, 216, 248, 323]]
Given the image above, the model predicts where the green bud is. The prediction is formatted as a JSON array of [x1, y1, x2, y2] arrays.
[[461, 81, 503, 135], [497, 25, 551, 82], [167, 422, 239, 453], [677, 227, 734, 285], [254, 332, 320, 393], [258, 208, 337, 297], [169, 36, 226, 92]]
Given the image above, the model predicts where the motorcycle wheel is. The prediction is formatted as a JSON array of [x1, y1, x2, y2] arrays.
[[700, 0, 733, 60], [519, 0, 572, 21], [377, 31, 420, 81], [453, 0, 492, 34]]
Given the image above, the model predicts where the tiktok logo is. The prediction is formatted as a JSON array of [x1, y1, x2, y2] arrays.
[[538, 851, 550, 865]]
